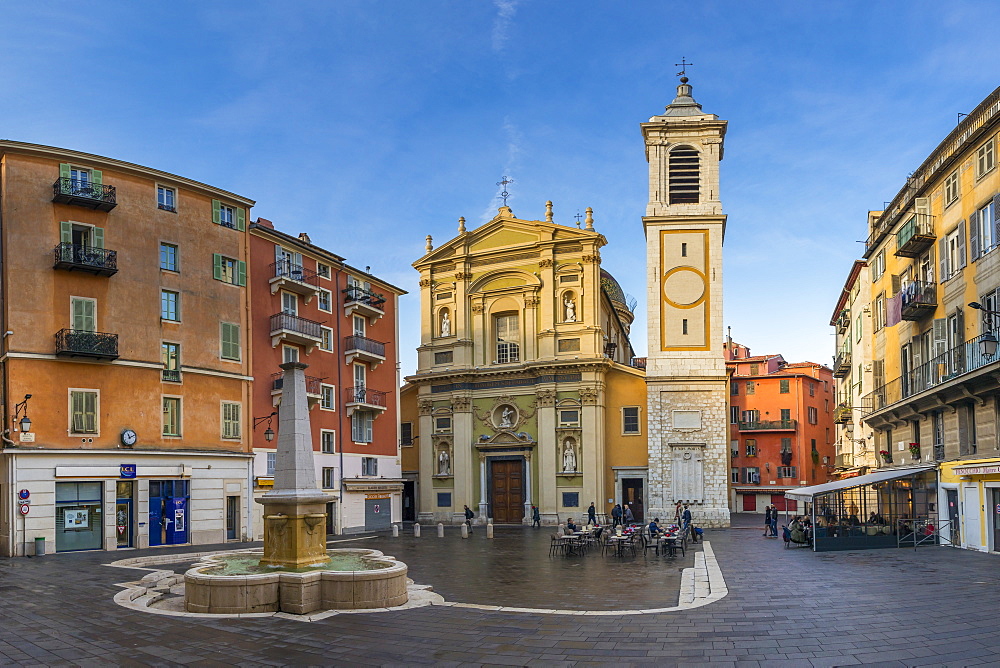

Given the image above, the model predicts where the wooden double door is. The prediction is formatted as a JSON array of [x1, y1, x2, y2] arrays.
[[490, 458, 525, 524]]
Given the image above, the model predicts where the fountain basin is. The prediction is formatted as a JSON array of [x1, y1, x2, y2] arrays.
[[184, 548, 408, 614]]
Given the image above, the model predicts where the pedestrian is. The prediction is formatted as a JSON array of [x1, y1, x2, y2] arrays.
[[674, 501, 683, 525], [531, 505, 541, 528], [587, 502, 597, 526], [682, 504, 692, 530], [463, 504, 474, 534], [624, 504, 635, 525], [763, 505, 773, 537], [769, 505, 779, 537], [611, 503, 623, 527]]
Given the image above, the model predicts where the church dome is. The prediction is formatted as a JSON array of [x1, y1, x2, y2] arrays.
[[600, 269, 627, 305]]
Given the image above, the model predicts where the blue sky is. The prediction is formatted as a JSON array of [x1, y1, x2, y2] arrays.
[[5, 1, 1000, 376]]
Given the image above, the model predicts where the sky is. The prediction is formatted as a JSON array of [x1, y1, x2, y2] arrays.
[[4, 1, 1000, 376]]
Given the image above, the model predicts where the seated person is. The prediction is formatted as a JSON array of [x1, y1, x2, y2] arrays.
[[848, 513, 861, 526], [648, 518, 661, 537], [566, 519, 578, 532]]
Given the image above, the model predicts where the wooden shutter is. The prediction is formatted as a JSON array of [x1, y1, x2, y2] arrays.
[[221, 322, 240, 360], [213, 253, 223, 281], [236, 207, 246, 231], [932, 318, 947, 358], [925, 243, 935, 283], [59, 163, 71, 180], [212, 199, 221, 225], [92, 227, 104, 249], [891, 274, 901, 295], [938, 238, 948, 281], [958, 220, 967, 269], [994, 194, 1000, 244], [237, 261, 246, 287], [970, 209, 980, 260], [60, 221, 73, 244], [72, 298, 95, 332], [91, 170, 102, 188]]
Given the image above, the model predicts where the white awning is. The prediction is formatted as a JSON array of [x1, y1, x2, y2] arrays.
[[783, 465, 935, 501]]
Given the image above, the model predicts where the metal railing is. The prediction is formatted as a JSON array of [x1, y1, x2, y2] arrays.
[[271, 373, 322, 394], [269, 313, 322, 339], [738, 420, 797, 431], [162, 369, 181, 382], [53, 243, 118, 272], [344, 335, 385, 357], [52, 178, 117, 207], [862, 329, 1000, 416], [833, 349, 851, 377], [270, 261, 318, 285], [344, 386, 387, 407], [342, 285, 386, 309], [835, 453, 854, 468], [894, 213, 936, 257], [900, 280, 937, 317], [630, 357, 647, 370], [55, 329, 118, 358]]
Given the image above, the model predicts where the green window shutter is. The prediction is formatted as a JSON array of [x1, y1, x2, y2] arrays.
[[236, 207, 246, 231], [91, 170, 103, 187], [72, 298, 95, 332], [92, 227, 105, 249], [213, 253, 223, 281], [237, 261, 246, 287], [60, 221, 73, 244], [221, 322, 240, 360], [59, 163, 71, 180], [212, 199, 221, 225]]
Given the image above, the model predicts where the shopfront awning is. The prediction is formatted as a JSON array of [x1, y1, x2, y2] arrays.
[[784, 465, 935, 502]]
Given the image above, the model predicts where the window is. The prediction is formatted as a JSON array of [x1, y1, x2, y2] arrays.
[[266, 452, 276, 476], [212, 200, 244, 230], [400, 422, 413, 446], [361, 456, 378, 476], [731, 468, 740, 484], [317, 263, 331, 279], [943, 223, 966, 281], [871, 250, 885, 280], [730, 382, 738, 395], [163, 397, 181, 436], [945, 169, 960, 206], [933, 410, 945, 459], [808, 407, 818, 424], [161, 290, 179, 321], [742, 409, 760, 423], [622, 406, 640, 434], [282, 345, 300, 364], [780, 437, 792, 453], [745, 439, 757, 457], [746, 381, 755, 395], [777, 466, 796, 479], [321, 430, 336, 453], [160, 243, 178, 271], [977, 138, 995, 178], [222, 402, 241, 439], [434, 417, 452, 433], [959, 403, 977, 456], [749, 363, 759, 375], [320, 384, 335, 411], [562, 492, 579, 508], [874, 293, 885, 330], [668, 145, 700, 204], [318, 289, 332, 312], [71, 296, 96, 333], [743, 467, 760, 484], [352, 411, 373, 443], [353, 315, 366, 337], [779, 379, 789, 394], [220, 322, 241, 361], [780, 408, 791, 422], [320, 327, 334, 352], [213, 254, 246, 286], [972, 199, 996, 260], [856, 314, 862, 343], [281, 291, 298, 315], [559, 409, 580, 426], [809, 383, 815, 397], [157, 186, 176, 212], [731, 441, 739, 458], [322, 467, 336, 489], [730, 406, 739, 424], [495, 313, 520, 363], [162, 342, 180, 382], [69, 390, 98, 434]]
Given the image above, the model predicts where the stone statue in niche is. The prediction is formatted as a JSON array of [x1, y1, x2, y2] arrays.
[[438, 448, 450, 475], [564, 295, 577, 322], [440, 310, 451, 337], [498, 406, 515, 429], [562, 438, 577, 472]]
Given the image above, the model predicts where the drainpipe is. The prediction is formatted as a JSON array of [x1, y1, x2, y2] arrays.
[[335, 263, 345, 535]]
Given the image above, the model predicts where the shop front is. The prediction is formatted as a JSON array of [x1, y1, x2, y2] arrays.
[[939, 457, 1000, 553], [341, 479, 403, 533]]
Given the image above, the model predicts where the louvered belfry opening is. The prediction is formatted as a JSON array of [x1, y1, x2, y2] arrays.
[[668, 145, 700, 204]]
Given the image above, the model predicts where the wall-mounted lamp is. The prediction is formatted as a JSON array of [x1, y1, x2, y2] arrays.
[[253, 411, 277, 442], [970, 302, 1000, 358], [13, 394, 32, 433]]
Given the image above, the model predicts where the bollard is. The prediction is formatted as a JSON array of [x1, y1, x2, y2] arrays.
[[414, 522, 421, 537], [460, 523, 469, 539], [486, 523, 494, 539], [392, 524, 399, 538], [437, 522, 445, 537]]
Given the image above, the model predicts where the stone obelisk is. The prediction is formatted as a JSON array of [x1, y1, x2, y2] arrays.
[[257, 361, 334, 567]]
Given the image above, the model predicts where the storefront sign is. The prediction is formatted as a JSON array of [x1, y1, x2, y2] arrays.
[[952, 464, 1000, 476], [120, 464, 137, 479], [365, 493, 391, 500]]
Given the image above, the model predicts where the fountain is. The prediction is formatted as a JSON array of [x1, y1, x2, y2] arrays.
[[184, 361, 408, 614]]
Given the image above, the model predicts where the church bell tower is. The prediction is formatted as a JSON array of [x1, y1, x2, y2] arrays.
[[642, 75, 730, 527]]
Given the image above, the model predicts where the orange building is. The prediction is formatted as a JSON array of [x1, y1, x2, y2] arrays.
[[725, 341, 836, 513], [248, 220, 405, 535], [0, 141, 254, 555]]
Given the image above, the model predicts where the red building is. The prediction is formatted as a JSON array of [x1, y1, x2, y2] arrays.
[[725, 341, 836, 513], [248, 219, 405, 535]]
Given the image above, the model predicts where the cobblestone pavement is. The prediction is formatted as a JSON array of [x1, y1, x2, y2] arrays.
[[1, 515, 999, 666]]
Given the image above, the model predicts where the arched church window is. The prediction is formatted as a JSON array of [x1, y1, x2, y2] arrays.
[[668, 145, 700, 204]]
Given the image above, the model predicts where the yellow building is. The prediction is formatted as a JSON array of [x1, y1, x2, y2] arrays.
[[400, 205, 647, 525], [855, 85, 1000, 552]]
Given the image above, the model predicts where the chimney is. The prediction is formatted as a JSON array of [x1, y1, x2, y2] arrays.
[[298, 233, 311, 244]]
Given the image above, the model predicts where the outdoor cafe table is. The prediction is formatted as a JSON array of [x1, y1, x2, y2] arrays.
[[557, 534, 583, 555], [606, 534, 633, 557]]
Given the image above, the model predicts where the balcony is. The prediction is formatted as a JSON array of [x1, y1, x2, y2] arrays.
[[269, 313, 323, 353], [52, 178, 117, 211], [894, 213, 935, 258], [53, 243, 118, 276], [269, 261, 320, 302], [343, 285, 386, 323], [630, 357, 647, 370], [835, 453, 854, 468], [162, 369, 182, 383], [836, 309, 850, 335], [55, 329, 118, 360], [900, 281, 937, 321], [833, 349, 851, 377], [738, 419, 797, 431], [344, 386, 388, 416], [270, 373, 323, 407], [834, 405, 852, 424], [344, 335, 386, 369]]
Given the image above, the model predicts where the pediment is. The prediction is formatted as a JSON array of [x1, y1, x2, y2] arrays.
[[468, 228, 539, 252]]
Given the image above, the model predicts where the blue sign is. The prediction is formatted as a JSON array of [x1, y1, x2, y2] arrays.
[[120, 464, 136, 479], [18, 489, 29, 500]]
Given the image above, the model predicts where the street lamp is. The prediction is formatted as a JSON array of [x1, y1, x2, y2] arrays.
[[13, 394, 31, 433], [253, 411, 277, 442], [969, 302, 1000, 358]]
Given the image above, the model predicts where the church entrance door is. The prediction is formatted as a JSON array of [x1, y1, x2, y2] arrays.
[[490, 459, 524, 524]]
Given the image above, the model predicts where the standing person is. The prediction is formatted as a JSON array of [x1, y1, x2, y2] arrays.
[[674, 501, 683, 525], [682, 504, 692, 530], [531, 505, 541, 528], [611, 503, 623, 527], [763, 505, 773, 537], [587, 502, 597, 526], [770, 505, 779, 537], [463, 504, 475, 534], [624, 504, 635, 525]]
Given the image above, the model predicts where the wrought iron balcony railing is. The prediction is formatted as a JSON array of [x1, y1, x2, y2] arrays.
[[900, 281, 937, 321], [344, 386, 387, 407], [343, 285, 386, 308], [271, 261, 318, 285], [269, 312, 323, 340], [270, 373, 323, 395], [738, 419, 797, 431], [630, 357, 647, 370], [52, 178, 117, 211], [894, 213, 936, 258], [53, 243, 118, 276], [161, 369, 181, 382], [834, 405, 853, 423], [55, 329, 119, 359], [833, 349, 852, 377], [344, 335, 386, 358]]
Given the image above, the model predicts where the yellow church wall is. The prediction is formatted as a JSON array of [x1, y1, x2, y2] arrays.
[[603, 365, 648, 503]]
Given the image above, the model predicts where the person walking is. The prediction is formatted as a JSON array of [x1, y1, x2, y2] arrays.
[[463, 504, 475, 534], [769, 505, 779, 537], [624, 504, 635, 525], [531, 505, 541, 528], [682, 504, 692, 529], [587, 502, 597, 526], [764, 505, 773, 537], [611, 503, 623, 527]]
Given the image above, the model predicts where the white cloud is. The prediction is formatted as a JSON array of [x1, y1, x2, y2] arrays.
[[492, 0, 519, 52]]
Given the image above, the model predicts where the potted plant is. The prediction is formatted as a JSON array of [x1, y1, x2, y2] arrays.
[[908, 443, 921, 459], [879, 449, 893, 464]]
